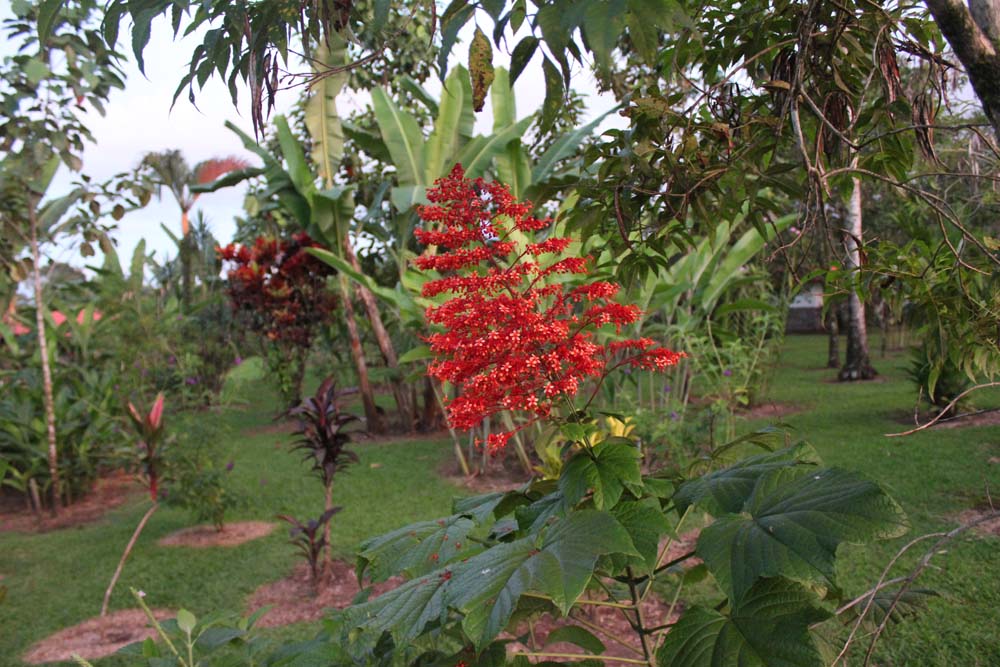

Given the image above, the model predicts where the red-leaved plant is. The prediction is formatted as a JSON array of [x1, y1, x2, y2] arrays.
[[126, 392, 166, 501], [218, 233, 337, 406], [415, 165, 683, 453]]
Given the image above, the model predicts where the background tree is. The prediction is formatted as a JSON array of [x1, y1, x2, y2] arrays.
[[137, 150, 247, 308]]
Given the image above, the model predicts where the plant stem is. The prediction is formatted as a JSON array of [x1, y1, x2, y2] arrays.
[[101, 503, 158, 616], [625, 567, 653, 665]]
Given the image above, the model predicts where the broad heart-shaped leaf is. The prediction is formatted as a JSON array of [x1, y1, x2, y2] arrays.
[[656, 578, 831, 667], [453, 509, 638, 649], [559, 440, 643, 510], [372, 87, 426, 186], [609, 500, 671, 574], [674, 443, 820, 516], [340, 510, 637, 651], [356, 514, 481, 583], [697, 467, 908, 600]]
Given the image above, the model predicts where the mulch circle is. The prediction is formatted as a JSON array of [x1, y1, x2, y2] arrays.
[[22, 608, 173, 665], [0, 470, 143, 534], [246, 560, 403, 628], [157, 521, 277, 548]]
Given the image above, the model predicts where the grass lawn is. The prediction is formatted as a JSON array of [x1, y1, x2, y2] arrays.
[[2, 337, 999, 666], [751, 335, 1000, 665], [0, 359, 462, 667]]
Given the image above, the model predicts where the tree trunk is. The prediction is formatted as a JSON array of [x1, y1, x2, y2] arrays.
[[839, 177, 877, 381], [926, 0, 1000, 138], [825, 303, 840, 368], [338, 274, 383, 433], [344, 237, 415, 431], [324, 482, 333, 567], [30, 198, 61, 515], [180, 211, 193, 309]]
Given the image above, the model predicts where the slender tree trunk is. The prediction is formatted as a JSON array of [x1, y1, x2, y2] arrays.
[[324, 482, 333, 568], [344, 237, 414, 431], [825, 304, 840, 368], [839, 177, 877, 381], [102, 503, 158, 615], [338, 275, 383, 433], [29, 198, 60, 515], [180, 211, 193, 310]]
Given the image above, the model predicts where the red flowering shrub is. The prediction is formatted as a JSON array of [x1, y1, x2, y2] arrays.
[[218, 233, 337, 405], [415, 165, 683, 453]]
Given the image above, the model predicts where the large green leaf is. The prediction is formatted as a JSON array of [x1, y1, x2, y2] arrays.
[[275, 115, 312, 196], [700, 213, 796, 309], [491, 67, 532, 199], [697, 467, 908, 600], [340, 510, 637, 650], [656, 578, 830, 667], [372, 87, 426, 186], [357, 514, 481, 582], [426, 66, 473, 182], [453, 509, 638, 648], [306, 39, 348, 187], [609, 500, 671, 573], [390, 185, 429, 213], [456, 116, 533, 179], [532, 110, 611, 184], [674, 443, 820, 516], [559, 440, 643, 510]]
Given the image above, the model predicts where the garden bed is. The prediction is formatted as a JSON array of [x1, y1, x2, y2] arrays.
[[157, 521, 277, 548], [246, 560, 403, 627], [0, 470, 142, 533], [22, 608, 172, 664]]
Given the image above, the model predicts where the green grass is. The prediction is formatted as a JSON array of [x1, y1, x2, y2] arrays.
[[731, 335, 1000, 665], [2, 337, 999, 666], [0, 359, 461, 667]]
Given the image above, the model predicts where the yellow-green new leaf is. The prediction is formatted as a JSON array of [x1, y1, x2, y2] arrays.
[[306, 40, 348, 187]]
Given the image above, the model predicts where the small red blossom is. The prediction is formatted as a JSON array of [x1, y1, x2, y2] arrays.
[[414, 165, 684, 452]]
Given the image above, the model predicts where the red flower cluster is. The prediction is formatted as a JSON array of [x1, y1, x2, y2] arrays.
[[217, 233, 337, 347], [415, 165, 683, 454]]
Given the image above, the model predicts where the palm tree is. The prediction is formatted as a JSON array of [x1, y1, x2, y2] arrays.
[[139, 150, 248, 307]]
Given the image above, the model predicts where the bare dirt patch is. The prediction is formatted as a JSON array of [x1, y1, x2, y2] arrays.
[[956, 508, 1000, 538], [157, 521, 277, 548], [505, 587, 685, 660], [22, 608, 172, 664], [891, 409, 1000, 430], [246, 560, 402, 627], [0, 470, 143, 533], [504, 530, 701, 660], [738, 402, 802, 421], [438, 458, 530, 493]]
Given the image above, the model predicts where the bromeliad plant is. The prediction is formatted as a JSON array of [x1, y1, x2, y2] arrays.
[[324, 169, 915, 667], [289, 376, 360, 568]]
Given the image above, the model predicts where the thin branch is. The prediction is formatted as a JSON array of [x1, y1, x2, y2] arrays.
[[885, 382, 1000, 436]]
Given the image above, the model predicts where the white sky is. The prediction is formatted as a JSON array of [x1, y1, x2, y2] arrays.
[[1, 2, 625, 277]]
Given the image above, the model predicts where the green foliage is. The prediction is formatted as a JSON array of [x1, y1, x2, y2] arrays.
[[160, 420, 242, 532], [317, 431, 909, 666], [657, 578, 831, 667], [0, 362, 123, 506]]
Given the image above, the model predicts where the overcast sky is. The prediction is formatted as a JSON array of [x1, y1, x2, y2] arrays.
[[1, 2, 625, 276]]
